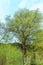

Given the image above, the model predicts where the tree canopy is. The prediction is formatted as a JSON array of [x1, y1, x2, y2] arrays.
[[0, 9, 43, 65], [6, 9, 42, 44]]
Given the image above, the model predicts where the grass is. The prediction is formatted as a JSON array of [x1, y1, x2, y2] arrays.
[[0, 43, 23, 65], [0, 43, 43, 65]]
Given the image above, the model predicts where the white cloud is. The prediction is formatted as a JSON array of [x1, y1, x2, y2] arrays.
[[18, 0, 43, 12], [18, 0, 28, 8], [29, 2, 43, 12]]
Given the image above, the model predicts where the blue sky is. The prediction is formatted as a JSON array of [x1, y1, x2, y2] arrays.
[[0, 0, 43, 23]]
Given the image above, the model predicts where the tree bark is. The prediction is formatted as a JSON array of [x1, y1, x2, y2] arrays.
[[21, 40, 26, 65]]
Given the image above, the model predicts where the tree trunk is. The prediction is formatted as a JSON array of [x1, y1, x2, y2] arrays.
[[21, 43, 26, 65], [30, 52, 36, 65], [22, 43, 26, 55], [21, 32, 26, 65]]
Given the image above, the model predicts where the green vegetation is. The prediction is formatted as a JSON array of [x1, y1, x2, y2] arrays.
[[0, 9, 43, 65], [0, 44, 23, 65], [0, 43, 43, 65]]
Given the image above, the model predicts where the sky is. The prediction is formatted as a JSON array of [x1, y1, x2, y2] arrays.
[[0, 0, 43, 23]]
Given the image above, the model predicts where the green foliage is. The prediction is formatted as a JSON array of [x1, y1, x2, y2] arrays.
[[0, 9, 43, 65], [0, 43, 43, 65], [6, 9, 42, 44], [0, 44, 23, 65], [6, 9, 43, 65]]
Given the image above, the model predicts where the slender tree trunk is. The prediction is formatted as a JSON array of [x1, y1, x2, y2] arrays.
[[30, 45, 36, 65], [21, 43, 26, 65], [21, 32, 26, 65], [30, 52, 36, 65], [22, 51, 24, 65]]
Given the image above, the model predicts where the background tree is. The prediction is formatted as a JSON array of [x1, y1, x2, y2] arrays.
[[0, 22, 5, 42]]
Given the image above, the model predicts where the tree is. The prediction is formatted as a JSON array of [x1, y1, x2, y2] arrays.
[[6, 9, 42, 65], [0, 22, 5, 42]]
